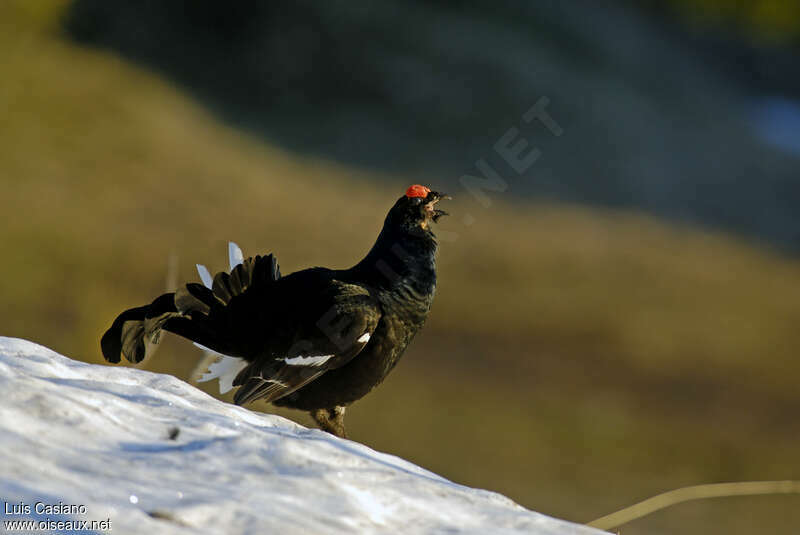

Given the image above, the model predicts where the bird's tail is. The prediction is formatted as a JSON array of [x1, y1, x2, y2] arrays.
[[101, 245, 281, 365], [100, 285, 223, 364]]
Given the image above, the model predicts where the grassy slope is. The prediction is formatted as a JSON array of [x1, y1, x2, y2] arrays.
[[2, 2, 800, 533]]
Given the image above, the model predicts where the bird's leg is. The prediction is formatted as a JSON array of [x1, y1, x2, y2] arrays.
[[310, 406, 347, 438]]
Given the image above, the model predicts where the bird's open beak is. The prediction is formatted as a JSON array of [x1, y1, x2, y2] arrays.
[[427, 192, 451, 222]]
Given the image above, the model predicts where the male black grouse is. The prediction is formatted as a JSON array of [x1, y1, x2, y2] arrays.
[[101, 185, 449, 437]]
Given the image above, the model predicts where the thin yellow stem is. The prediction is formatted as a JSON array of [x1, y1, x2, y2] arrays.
[[587, 480, 800, 531]]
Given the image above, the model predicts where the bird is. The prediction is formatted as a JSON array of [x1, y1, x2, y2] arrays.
[[100, 185, 449, 438]]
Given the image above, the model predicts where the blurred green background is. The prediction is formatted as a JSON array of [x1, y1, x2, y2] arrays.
[[2, 1, 799, 534]]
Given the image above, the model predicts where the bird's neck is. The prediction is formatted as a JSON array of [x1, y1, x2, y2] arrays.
[[348, 225, 438, 295]]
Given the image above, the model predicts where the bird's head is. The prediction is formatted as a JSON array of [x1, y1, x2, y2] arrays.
[[386, 185, 451, 234]]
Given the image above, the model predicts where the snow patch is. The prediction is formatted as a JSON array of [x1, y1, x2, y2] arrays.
[[0, 336, 604, 535]]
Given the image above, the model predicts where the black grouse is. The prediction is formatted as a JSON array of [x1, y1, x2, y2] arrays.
[[101, 185, 449, 437]]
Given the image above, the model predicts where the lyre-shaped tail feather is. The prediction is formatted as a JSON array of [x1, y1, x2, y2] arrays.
[[101, 242, 281, 366], [189, 243, 281, 393]]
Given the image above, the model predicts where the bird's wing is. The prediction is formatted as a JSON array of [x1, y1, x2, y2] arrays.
[[231, 280, 381, 406]]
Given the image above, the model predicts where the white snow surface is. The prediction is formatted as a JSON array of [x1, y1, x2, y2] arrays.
[[0, 337, 604, 535]]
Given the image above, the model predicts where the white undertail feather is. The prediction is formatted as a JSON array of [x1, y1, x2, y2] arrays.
[[229, 242, 244, 270], [357, 333, 371, 343], [195, 264, 213, 289], [193, 343, 248, 394], [190, 242, 247, 394]]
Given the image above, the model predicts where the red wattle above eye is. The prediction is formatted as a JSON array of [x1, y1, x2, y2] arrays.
[[406, 185, 431, 198]]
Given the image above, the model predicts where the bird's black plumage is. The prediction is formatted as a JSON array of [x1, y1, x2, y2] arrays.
[[101, 186, 448, 437]]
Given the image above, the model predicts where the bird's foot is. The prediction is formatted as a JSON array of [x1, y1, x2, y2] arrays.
[[310, 406, 347, 438]]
